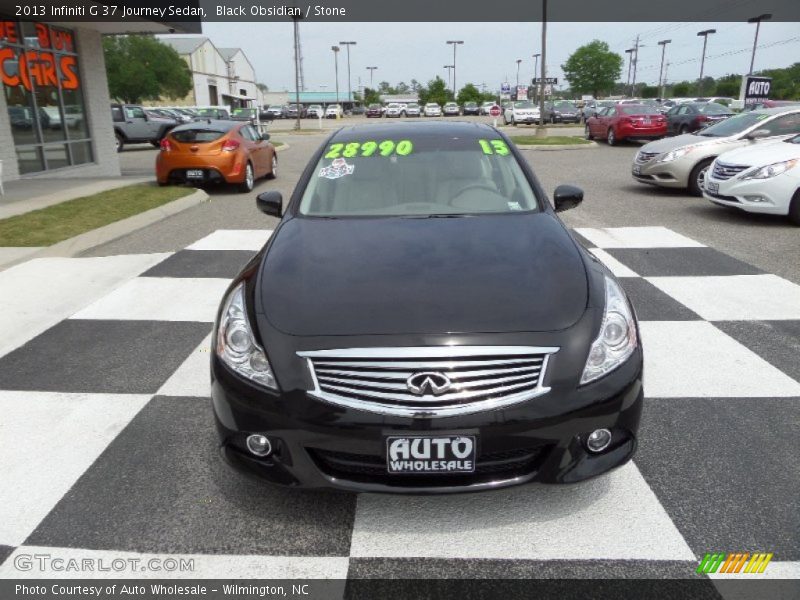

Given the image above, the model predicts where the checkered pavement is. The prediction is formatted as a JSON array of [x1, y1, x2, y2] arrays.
[[0, 226, 798, 585]]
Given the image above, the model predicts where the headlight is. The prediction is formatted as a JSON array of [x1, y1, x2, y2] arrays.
[[580, 277, 638, 385], [740, 159, 798, 180], [657, 146, 696, 162], [216, 282, 278, 389]]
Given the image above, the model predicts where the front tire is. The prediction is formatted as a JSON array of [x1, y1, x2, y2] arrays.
[[267, 154, 277, 180], [607, 128, 616, 146], [688, 158, 713, 197], [680, 124, 690, 135], [788, 189, 800, 226], [238, 162, 255, 193], [115, 133, 124, 152], [585, 125, 593, 140]]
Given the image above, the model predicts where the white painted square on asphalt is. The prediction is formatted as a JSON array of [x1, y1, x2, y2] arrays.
[[157, 333, 213, 397], [0, 546, 350, 580], [186, 229, 273, 251], [647, 274, 800, 321], [350, 462, 693, 561], [589, 248, 639, 278], [70, 277, 230, 322], [575, 227, 705, 249], [0, 254, 170, 358], [0, 392, 150, 547], [639, 321, 800, 397]]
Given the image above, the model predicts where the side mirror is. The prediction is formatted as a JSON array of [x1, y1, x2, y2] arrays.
[[260, 132, 271, 141], [256, 191, 282, 217], [746, 128, 771, 140], [553, 184, 584, 212]]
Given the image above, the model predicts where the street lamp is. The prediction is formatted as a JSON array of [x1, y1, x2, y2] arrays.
[[515, 59, 522, 88], [331, 45, 340, 118], [339, 41, 356, 110], [532, 53, 540, 102], [446, 40, 464, 96], [697, 29, 716, 94], [291, 14, 302, 131], [443, 65, 453, 88], [366, 66, 377, 88], [657, 39, 671, 99], [747, 14, 772, 74]]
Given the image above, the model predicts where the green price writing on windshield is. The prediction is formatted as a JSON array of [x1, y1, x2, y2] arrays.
[[478, 139, 510, 156], [325, 139, 414, 159]]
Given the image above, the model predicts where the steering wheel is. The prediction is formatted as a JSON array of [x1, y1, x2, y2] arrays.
[[448, 183, 500, 205]]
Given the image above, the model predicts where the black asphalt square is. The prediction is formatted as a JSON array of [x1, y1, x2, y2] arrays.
[[635, 397, 800, 560], [25, 397, 356, 556], [620, 278, 701, 321], [606, 247, 763, 277], [141, 250, 255, 279], [714, 320, 800, 384], [0, 320, 210, 394]]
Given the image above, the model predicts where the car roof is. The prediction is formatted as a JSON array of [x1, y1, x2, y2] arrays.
[[331, 120, 498, 141], [171, 120, 239, 132]]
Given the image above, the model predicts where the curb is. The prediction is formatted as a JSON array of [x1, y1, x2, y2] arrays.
[[515, 141, 598, 151], [0, 188, 209, 271], [274, 143, 290, 152]]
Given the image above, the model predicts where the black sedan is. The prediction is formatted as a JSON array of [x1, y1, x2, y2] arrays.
[[543, 100, 581, 124], [211, 121, 643, 494], [463, 101, 480, 116], [666, 102, 734, 135]]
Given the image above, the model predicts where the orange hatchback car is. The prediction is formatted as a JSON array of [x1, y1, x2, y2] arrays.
[[156, 120, 277, 193]]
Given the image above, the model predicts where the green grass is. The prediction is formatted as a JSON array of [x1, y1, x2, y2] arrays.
[[272, 141, 285, 147], [509, 135, 592, 146], [0, 184, 194, 247]]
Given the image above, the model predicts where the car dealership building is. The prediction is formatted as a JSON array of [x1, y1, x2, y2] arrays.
[[0, 16, 200, 183]]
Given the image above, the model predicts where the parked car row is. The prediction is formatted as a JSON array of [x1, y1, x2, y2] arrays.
[[631, 106, 800, 224]]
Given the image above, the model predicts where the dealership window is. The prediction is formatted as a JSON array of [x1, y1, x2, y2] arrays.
[[1, 19, 93, 174]]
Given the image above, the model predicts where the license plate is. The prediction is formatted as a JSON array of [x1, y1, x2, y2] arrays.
[[643, 119, 651, 125], [706, 181, 719, 194], [186, 169, 203, 179], [386, 435, 476, 474], [633, 164, 641, 176]]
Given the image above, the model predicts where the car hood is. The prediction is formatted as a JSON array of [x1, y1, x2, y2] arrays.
[[641, 133, 727, 154], [259, 213, 588, 336], [716, 138, 800, 165]]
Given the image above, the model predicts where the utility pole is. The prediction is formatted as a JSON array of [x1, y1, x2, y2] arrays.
[[291, 15, 302, 131], [657, 39, 671, 99], [339, 41, 356, 112], [446, 40, 464, 96], [631, 35, 642, 97], [515, 59, 522, 88], [532, 53, 540, 103], [366, 66, 377, 88], [625, 48, 634, 92], [536, 0, 547, 137], [331, 45, 340, 118], [444, 65, 453, 88], [747, 14, 772, 74], [697, 29, 716, 95]]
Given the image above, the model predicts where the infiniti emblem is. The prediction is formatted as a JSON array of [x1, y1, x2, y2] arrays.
[[406, 372, 452, 396]]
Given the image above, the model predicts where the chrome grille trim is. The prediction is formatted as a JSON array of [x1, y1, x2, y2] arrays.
[[298, 346, 558, 418], [635, 151, 659, 164], [712, 161, 750, 180]]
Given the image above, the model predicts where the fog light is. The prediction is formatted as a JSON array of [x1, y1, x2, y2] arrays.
[[586, 429, 612, 453], [246, 434, 272, 457], [743, 195, 765, 203]]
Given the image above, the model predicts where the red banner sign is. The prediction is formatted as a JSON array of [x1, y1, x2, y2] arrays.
[[0, 20, 79, 91]]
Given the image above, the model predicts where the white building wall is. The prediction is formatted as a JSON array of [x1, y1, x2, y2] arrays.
[[0, 27, 120, 182]]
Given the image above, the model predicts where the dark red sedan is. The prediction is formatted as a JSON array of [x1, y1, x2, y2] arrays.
[[366, 103, 382, 118], [585, 104, 667, 145]]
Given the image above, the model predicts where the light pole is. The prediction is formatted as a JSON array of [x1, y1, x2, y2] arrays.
[[331, 45, 340, 118], [291, 15, 302, 131], [697, 29, 716, 94], [515, 59, 522, 88], [625, 48, 634, 92], [443, 65, 453, 88], [747, 14, 772, 74], [532, 53, 540, 103], [339, 41, 356, 110], [657, 39, 671, 99], [366, 66, 377, 88], [446, 40, 464, 96], [536, 0, 547, 136]]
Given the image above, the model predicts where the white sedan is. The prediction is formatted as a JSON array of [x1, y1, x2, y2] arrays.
[[703, 134, 800, 225], [423, 103, 442, 117], [325, 104, 343, 119], [503, 101, 541, 126], [384, 103, 405, 118]]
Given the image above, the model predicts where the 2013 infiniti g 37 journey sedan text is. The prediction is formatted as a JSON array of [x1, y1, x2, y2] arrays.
[[211, 121, 643, 494]]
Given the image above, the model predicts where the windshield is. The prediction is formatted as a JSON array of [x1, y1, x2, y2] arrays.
[[620, 105, 660, 115], [555, 102, 576, 110], [298, 134, 540, 217], [171, 128, 227, 143], [699, 103, 731, 114], [698, 112, 771, 137], [232, 109, 254, 116], [515, 102, 535, 108]]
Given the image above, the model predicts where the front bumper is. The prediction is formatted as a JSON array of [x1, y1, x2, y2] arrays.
[[211, 349, 643, 494], [703, 174, 796, 215], [631, 157, 691, 188]]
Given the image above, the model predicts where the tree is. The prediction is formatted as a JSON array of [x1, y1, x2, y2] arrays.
[[396, 81, 410, 94], [103, 35, 192, 104], [671, 81, 691, 97], [409, 79, 421, 92], [256, 83, 269, 93], [362, 87, 381, 105], [456, 83, 483, 105], [418, 76, 453, 105], [561, 40, 623, 98], [714, 74, 742, 98], [378, 81, 395, 94]]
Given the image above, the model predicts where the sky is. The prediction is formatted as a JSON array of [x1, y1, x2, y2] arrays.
[[199, 21, 800, 94]]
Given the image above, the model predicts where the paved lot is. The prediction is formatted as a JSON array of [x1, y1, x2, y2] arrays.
[[1, 122, 798, 591]]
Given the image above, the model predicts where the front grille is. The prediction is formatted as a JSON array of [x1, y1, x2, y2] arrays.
[[712, 161, 750, 180], [298, 346, 557, 417], [309, 444, 550, 486], [635, 151, 659, 164]]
